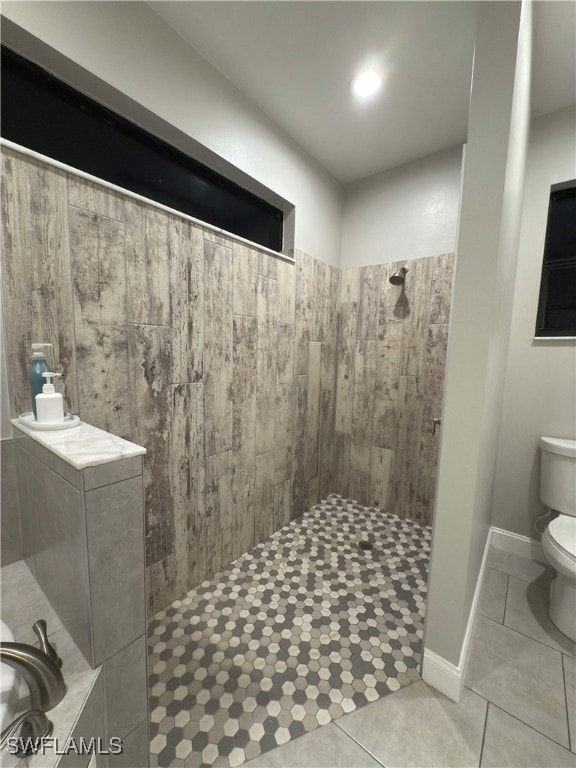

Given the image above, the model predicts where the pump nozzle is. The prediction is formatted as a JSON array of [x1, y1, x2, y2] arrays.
[[41, 372, 62, 394]]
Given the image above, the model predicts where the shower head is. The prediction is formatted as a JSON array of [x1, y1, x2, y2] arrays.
[[389, 266, 408, 286]]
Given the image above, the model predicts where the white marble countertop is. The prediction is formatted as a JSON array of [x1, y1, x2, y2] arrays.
[[11, 418, 146, 470]]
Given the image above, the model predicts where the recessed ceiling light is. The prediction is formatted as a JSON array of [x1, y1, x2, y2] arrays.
[[350, 70, 382, 98]]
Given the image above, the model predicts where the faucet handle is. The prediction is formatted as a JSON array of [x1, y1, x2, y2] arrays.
[[32, 620, 62, 669], [0, 710, 52, 754]]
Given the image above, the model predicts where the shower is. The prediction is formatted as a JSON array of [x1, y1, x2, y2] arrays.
[[390, 265, 408, 285]]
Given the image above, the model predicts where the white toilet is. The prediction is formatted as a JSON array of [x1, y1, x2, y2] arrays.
[[539, 437, 576, 642]]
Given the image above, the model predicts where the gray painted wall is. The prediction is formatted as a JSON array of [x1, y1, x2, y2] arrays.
[[492, 106, 576, 538], [342, 147, 463, 269], [424, 0, 531, 670]]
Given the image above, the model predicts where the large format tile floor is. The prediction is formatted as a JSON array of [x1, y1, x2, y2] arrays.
[[148, 496, 430, 767]]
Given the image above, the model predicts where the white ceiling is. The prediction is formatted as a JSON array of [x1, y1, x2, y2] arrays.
[[149, 1, 576, 185]]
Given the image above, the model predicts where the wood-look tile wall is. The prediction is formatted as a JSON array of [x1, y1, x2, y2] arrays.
[[334, 254, 454, 525], [1, 149, 340, 614], [1, 147, 453, 613]]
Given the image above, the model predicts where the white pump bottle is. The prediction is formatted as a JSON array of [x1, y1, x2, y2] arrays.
[[36, 372, 64, 424]]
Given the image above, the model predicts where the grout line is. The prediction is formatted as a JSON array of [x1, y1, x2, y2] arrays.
[[334, 720, 389, 768], [125, 321, 171, 328], [502, 573, 510, 625], [479, 613, 575, 659], [464, 687, 572, 752], [84, 471, 143, 493], [64, 176, 83, 435], [487, 555, 552, 582], [478, 698, 490, 767], [501, 611, 574, 659], [477, 574, 508, 626], [487, 563, 531, 580], [120, 717, 148, 744], [124, 214, 136, 445], [477, 608, 501, 625], [68, 201, 125, 225], [561, 654, 573, 753]]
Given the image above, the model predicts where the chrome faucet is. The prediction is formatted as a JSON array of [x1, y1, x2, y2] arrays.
[[0, 620, 66, 712]]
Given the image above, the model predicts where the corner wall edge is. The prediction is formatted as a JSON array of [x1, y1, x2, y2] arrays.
[[422, 524, 547, 703], [422, 526, 493, 702]]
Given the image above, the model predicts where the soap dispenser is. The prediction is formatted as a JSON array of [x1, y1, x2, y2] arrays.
[[36, 373, 64, 425], [28, 343, 52, 419]]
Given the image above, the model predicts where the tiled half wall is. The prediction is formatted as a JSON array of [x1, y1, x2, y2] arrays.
[[1, 147, 454, 612], [1, 148, 340, 614]]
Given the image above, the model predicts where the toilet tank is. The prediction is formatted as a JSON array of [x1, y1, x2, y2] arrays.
[[540, 437, 576, 516]]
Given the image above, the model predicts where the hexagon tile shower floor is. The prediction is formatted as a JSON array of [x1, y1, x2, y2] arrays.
[[148, 495, 431, 767]]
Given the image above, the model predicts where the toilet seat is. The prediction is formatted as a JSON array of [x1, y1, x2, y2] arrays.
[[546, 516, 576, 561], [539, 435, 576, 642], [542, 517, 576, 642], [542, 516, 576, 587]]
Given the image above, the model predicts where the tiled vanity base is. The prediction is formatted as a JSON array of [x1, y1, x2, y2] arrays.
[[5, 421, 149, 767], [1, 561, 149, 768], [148, 496, 431, 767], [12, 423, 145, 668]]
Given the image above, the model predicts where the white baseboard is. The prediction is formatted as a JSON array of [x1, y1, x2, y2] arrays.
[[490, 526, 546, 564], [422, 524, 548, 702], [457, 524, 494, 680], [422, 526, 494, 702], [421, 649, 462, 702]]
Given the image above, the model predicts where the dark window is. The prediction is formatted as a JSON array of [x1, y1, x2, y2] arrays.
[[1, 46, 283, 252], [535, 180, 576, 337]]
